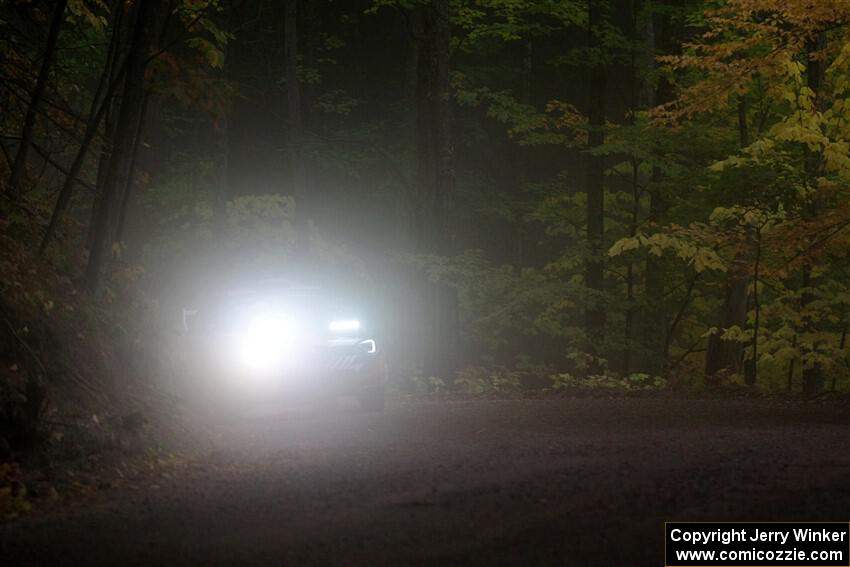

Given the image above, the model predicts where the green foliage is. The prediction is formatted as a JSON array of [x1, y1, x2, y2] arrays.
[[429, 0, 850, 394], [451, 0, 585, 44], [551, 373, 668, 392], [178, 0, 231, 68], [0, 464, 30, 519], [407, 250, 576, 352], [410, 375, 448, 394], [609, 231, 727, 273], [455, 365, 521, 394], [67, 0, 109, 31], [9, 0, 850, 406]]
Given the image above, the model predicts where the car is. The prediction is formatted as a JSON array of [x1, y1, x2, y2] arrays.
[[178, 278, 387, 412]]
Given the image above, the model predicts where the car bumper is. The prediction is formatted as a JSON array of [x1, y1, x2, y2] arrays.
[[178, 335, 387, 398]]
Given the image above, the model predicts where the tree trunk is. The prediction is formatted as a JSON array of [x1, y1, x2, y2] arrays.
[[704, 258, 751, 383], [411, 0, 456, 379], [622, 0, 643, 376], [835, 321, 847, 391], [84, 0, 156, 290], [623, 158, 640, 376], [787, 334, 797, 391], [414, 7, 435, 254], [87, 3, 139, 252], [87, 104, 120, 251], [402, 8, 424, 252], [643, 179, 665, 374], [215, 8, 238, 235], [642, 0, 677, 375], [115, 89, 152, 243], [743, 226, 761, 385], [285, 0, 308, 253], [223, 0, 248, 200], [302, 0, 317, 130], [433, 0, 452, 256], [704, 96, 752, 384], [9, 0, 68, 196], [39, 3, 127, 254], [800, 31, 827, 395], [432, 0, 457, 377], [585, 0, 607, 365], [514, 39, 533, 268]]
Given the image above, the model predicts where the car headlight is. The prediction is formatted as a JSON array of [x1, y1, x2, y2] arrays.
[[237, 314, 298, 372], [329, 319, 360, 333]]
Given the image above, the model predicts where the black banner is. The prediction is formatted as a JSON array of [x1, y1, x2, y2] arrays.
[[665, 522, 850, 567]]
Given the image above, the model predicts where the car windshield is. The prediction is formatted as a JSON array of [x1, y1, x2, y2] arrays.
[[188, 276, 363, 335]]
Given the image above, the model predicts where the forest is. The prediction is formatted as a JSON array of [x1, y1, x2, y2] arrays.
[[3, 0, 850, 447], [5, 1, 850, 564]]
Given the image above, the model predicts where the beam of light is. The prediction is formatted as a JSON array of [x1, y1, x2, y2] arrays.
[[329, 319, 360, 333], [237, 314, 298, 373]]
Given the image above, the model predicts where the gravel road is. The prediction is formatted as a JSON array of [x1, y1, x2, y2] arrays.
[[3, 398, 850, 565]]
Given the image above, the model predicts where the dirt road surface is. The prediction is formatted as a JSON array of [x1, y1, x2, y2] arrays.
[[3, 398, 850, 565]]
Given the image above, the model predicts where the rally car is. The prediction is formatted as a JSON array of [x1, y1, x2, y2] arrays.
[[179, 278, 387, 412]]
